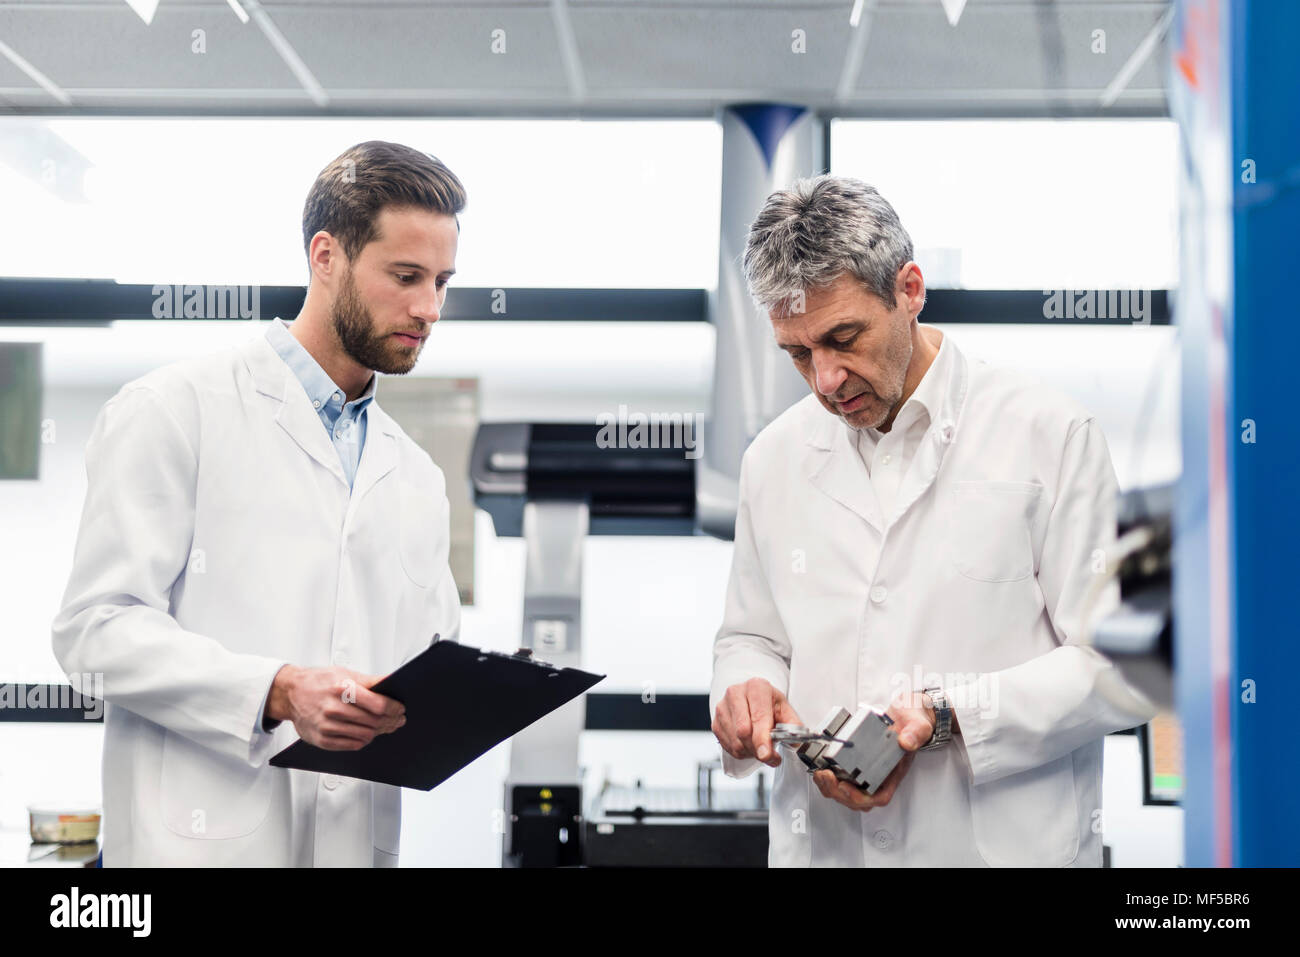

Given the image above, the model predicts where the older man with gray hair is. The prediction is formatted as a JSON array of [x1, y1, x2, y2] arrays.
[[709, 175, 1156, 867]]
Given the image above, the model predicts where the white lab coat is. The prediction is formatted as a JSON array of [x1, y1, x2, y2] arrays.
[[711, 330, 1156, 867], [52, 330, 461, 867]]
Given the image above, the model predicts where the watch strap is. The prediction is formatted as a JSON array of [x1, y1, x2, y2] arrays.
[[920, 686, 952, 750]]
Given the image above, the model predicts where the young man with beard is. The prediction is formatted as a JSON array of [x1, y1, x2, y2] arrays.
[[52, 141, 465, 866]]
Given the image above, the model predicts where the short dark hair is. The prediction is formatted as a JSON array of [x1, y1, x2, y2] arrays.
[[301, 140, 467, 262]]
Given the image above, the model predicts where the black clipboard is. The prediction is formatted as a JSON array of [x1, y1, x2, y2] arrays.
[[270, 641, 604, 790]]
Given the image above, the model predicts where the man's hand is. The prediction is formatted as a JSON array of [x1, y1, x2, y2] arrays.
[[265, 665, 406, 751], [887, 688, 940, 751], [813, 752, 917, 811], [812, 690, 939, 812], [713, 677, 802, 767]]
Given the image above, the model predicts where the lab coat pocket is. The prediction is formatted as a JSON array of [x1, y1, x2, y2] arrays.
[[159, 730, 273, 840], [969, 752, 1079, 867], [396, 479, 442, 589], [948, 481, 1042, 583], [372, 783, 402, 855]]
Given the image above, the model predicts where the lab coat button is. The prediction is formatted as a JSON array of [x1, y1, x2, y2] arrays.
[[869, 585, 887, 604], [882, 454, 892, 465], [323, 774, 340, 790], [332, 651, 350, 667], [873, 829, 893, 849]]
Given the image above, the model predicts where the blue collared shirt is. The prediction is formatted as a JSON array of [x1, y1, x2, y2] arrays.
[[264, 317, 376, 489]]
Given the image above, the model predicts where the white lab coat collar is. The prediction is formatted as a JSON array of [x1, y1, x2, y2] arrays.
[[803, 328, 968, 533], [240, 333, 400, 501]]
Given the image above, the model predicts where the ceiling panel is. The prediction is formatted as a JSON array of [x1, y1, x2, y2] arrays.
[[0, 0, 1172, 115], [0, 4, 299, 91], [855, 2, 1167, 94], [0, 47, 39, 98], [573, 6, 852, 92], [271, 4, 570, 91]]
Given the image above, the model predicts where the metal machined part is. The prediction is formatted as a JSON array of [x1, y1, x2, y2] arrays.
[[820, 707, 902, 794], [783, 705, 904, 795]]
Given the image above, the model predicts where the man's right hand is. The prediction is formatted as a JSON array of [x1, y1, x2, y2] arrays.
[[712, 677, 802, 767], [265, 665, 407, 751]]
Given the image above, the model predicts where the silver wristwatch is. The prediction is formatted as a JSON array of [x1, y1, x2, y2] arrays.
[[920, 687, 953, 750]]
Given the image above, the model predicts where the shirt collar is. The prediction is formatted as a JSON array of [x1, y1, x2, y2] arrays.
[[265, 317, 377, 414]]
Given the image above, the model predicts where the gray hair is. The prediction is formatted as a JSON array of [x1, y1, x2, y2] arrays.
[[742, 175, 914, 316]]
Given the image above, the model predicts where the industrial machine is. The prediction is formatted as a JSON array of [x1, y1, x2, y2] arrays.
[[1091, 483, 1175, 710], [471, 421, 701, 866], [581, 761, 769, 868]]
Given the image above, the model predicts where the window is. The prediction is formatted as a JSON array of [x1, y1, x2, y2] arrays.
[[0, 117, 721, 288], [830, 119, 1178, 290]]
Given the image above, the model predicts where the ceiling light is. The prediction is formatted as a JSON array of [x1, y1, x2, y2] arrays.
[[123, 0, 161, 26], [939, 0, 968, 28]]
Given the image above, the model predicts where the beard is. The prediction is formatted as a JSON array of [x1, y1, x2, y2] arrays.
[[329, 266, 419, 375]]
